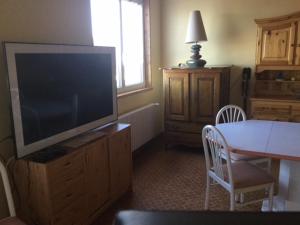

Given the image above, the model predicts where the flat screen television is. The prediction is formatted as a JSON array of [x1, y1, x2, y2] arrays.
[[4, 42, 117, 158]]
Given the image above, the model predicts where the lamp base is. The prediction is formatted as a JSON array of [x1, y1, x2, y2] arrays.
[[186, 59, 206, 68], [186, 43, 206, 68]]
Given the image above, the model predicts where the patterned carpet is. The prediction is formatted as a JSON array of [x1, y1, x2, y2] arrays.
[[93, 137, 262, 225]]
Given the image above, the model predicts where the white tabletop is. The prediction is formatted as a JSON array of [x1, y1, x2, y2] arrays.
[[216, 120, 300, 161]]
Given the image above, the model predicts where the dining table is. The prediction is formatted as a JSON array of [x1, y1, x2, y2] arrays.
[[216, 120, 300, 211]]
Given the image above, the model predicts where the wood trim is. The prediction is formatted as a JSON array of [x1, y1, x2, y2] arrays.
[[256, 27, 263, 65], [296, 20, 300, 65], [143, 0, 151, 88], [117, 87, 153, 98], [256, 65, 300, 73], [289, 22, 296, 65], [255, 11, 300, 24]]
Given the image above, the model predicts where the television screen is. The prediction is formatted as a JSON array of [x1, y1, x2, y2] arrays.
[[5, 43, 117, 158]]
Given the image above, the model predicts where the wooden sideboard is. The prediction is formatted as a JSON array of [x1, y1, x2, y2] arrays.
[[12, 123, 132, 225], [251, 12, 300, 183], [163, 66, 231, 147]]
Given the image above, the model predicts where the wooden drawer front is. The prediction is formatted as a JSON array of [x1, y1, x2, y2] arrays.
[[252, 103, 291, 116], [52, 195, 86, 225], [166, 131, 202, 146], [165, 121, 204, 133], [51, 175, 85, 214], [48, 151, 84, 196], [253, 114, 290, 121]]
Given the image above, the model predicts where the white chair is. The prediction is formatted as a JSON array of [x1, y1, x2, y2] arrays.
[[216, 105, 271, 172], [0, 157, 26, 225], [202, 125, 274, 211]]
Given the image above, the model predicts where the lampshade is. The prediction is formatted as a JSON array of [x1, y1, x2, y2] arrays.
[[185, 10, 207, 43]]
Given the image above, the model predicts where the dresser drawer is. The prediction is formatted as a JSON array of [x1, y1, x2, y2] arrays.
[[51, 175, 85, 214], [252, 103, 291, 115], [165, 121, 204, 133], [52, 195, 86, 225], [47, 151, 85, 195]]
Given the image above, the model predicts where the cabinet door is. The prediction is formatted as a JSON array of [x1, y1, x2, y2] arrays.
[[164, 71, 189, 121], [109, 127, 132, 200], [256, 22, 296, 65], [190, 72, 220, 123], [85, 138, 110, 216]]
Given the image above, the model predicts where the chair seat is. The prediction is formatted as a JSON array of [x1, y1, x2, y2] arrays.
[[223, 161, 274, 189], [0, 217, 27, 225], [230, 152, 261, 161]]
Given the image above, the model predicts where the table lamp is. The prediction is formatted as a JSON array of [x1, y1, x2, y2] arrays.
[[185, 10, 207, 68]]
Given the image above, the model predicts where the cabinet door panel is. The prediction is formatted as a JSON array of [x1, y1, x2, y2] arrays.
[[190, 72, 220, 122], [85, 138, 110, 215], [258, 22, 295, 65], [164, 72, 189, 121], [109, 128, 132, 199]]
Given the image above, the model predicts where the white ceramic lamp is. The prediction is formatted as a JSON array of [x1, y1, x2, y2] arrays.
[[185, 10, 207, 68]]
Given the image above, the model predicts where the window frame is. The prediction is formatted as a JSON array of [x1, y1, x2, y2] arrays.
[[116, 0, 151, 96]]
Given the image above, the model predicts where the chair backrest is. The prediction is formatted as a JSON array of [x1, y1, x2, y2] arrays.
[[215, 105, 246, 125], [0, 157, 16, 217], [202, 125, 233, 188]]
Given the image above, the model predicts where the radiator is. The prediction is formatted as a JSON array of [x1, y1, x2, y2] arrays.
[[118, 103, 161, 151]]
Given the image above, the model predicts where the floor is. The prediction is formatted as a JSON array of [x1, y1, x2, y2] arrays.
[[93, 136, 261, 225]]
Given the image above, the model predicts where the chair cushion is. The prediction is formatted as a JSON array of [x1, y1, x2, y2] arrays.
[[223, 161, 274, 189], [0, 217, 27, 225]]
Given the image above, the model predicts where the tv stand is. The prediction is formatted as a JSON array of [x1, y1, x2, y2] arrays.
[[12, 123, 132, 225]]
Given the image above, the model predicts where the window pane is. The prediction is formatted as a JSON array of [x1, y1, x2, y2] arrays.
[[90, 0, 122, 88], [121, 0, 145, 86]]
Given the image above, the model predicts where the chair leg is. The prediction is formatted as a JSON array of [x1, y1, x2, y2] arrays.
[[230, 192, 235, 211], [266, 158, 272, 174], [240, 192, 245, 203], [268, 183, 274, 211], [234, 193, 239, 202], [205, 175, 210, 210]]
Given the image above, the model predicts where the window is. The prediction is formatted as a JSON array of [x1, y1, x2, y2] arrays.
[[90, 0, 151, 94]]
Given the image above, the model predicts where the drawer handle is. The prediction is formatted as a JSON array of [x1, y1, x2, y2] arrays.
[[65, 193, 73, 198], [64, 162, 71, 167]]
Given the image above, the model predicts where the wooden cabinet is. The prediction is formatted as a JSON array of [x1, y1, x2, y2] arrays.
[[255, 12, 300, 70], [163, 67, 231, 147], [12, 123, 132, 225], [251, 12, 300, 122]]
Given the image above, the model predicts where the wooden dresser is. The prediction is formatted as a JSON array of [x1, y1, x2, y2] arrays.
[[12, 123, 132, 225], [251, 12, 300, 121], [163, 66, 231, 147]]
